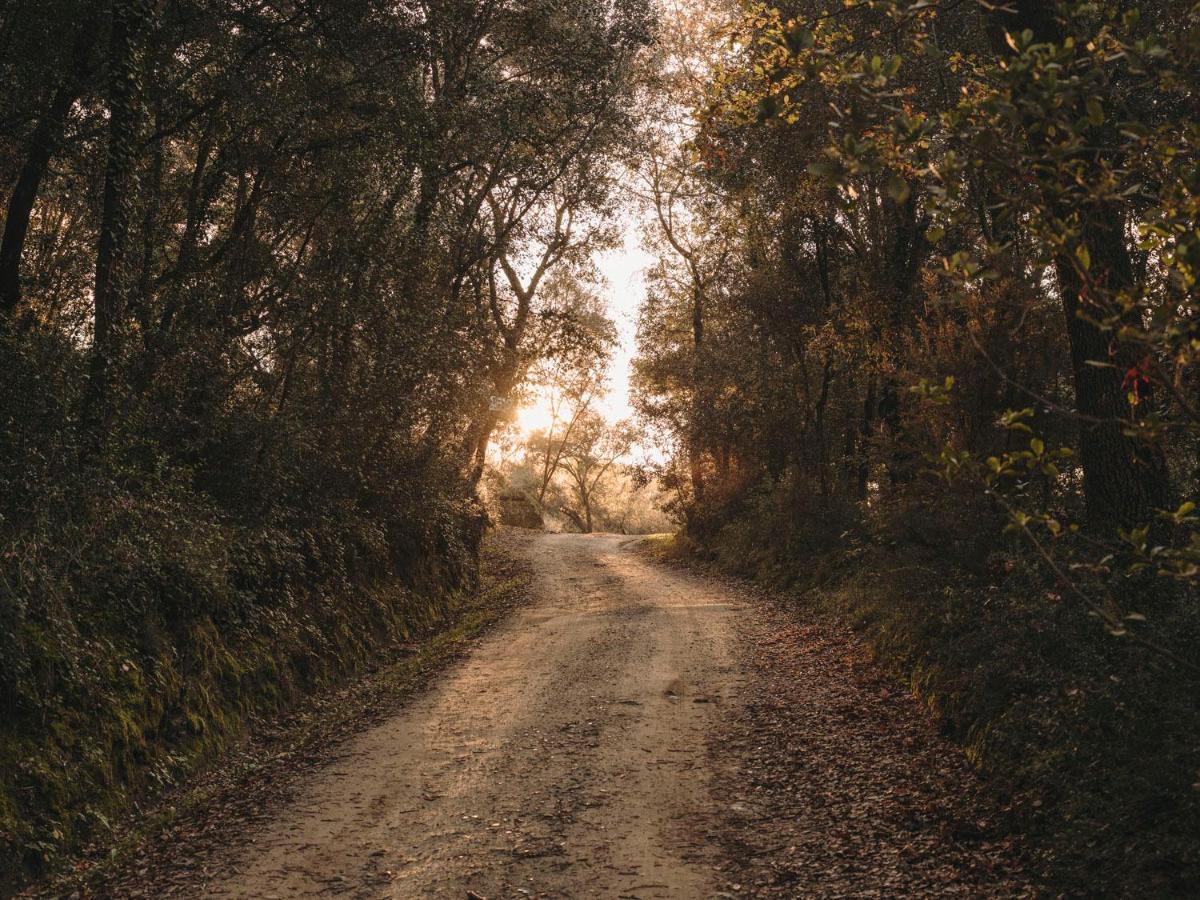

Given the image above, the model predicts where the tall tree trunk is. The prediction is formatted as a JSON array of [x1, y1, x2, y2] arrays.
[[815, 356, 833, 502], [88, 0, 149, 426], [689, 278, 705, 503], [1056, 213, 1172, 525], [986, 1, 1173, 527], [463, 358, 520, 485], [841, 375, 858, 496], [467, 412, 498, 485], [857, 379, 875, 500], [0, 22, 91, 319], [133, 98, 165, 334]]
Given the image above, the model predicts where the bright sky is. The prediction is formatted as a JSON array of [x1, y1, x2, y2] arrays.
[[510, 0, 721, 462], [513, 215, 653, 437], [593, 220, 656, 422]]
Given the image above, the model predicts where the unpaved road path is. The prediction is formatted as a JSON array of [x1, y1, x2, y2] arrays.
[[101, 531, 1027, 899], [204, 532, 742, 899]]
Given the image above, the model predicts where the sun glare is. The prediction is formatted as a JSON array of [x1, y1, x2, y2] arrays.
[[507, 221, 652, 448], [515, 399, 556, 438]]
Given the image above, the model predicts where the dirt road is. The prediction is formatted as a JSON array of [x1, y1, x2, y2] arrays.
[[105, 530, 1029, 899], [202, 532, 742, 899]]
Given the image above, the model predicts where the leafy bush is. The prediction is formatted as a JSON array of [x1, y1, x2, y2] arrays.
[[695, 477, 1200, 895], [0, 333, 483, 890]]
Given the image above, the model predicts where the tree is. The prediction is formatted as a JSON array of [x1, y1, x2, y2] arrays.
[[0, 0, 654, 879], [524, 303, 615, 505], [637, 0, 1200, 615], [629, 4, 1200, 888], [557, 412, 635, 533]]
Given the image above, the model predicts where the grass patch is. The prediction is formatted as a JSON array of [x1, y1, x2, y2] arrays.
[[632, 532, 694, 564], [6, 532, 531, 899]]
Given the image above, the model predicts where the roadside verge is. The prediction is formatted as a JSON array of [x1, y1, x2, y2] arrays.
[[20, 529, 535, 899]]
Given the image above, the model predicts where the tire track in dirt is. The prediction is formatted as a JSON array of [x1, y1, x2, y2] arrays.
[[198, 532, 742, 899], [69, 531, 1030, 899]]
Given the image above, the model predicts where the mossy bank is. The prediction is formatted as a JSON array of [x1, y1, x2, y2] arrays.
[[0, 497, 516, 896]]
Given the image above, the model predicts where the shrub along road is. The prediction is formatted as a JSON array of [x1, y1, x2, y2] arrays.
[[43, 531, 1029, 898]]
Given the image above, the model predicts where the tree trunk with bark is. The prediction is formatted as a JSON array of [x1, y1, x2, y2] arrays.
[[986, 0, 1173, 527], [88, 0, 150, 426], [0, 20, 93, 320]]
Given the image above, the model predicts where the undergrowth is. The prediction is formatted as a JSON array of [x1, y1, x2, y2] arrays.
[[0, 331, 487, 895], [668, 480, 1200, 898], [20, 531, 532, 898], [0, 568, 476, 896]]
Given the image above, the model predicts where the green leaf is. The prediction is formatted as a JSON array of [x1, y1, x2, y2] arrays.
[[886, 174, 911, 204], [1076, 244, 1092, 271], [807, 159, 842, 181]]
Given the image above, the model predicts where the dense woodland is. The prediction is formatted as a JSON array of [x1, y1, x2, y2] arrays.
[[1, 0, 1198, 895], [632, 0, 1200, 892], [0, 0, 650, 886]]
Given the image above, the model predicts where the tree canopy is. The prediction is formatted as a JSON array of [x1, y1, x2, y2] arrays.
[[0, 0, 650, 883], [2, 0, 1200, 893], [631, 0, 1200, 891]]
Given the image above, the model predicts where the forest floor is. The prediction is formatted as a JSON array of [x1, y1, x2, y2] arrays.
[[33, 530, 1032, 898]]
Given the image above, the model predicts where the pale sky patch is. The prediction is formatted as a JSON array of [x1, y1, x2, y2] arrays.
[[593, 217, 655, 424]]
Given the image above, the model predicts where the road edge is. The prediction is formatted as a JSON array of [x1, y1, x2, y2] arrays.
[[22, 528, 537, 899]]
